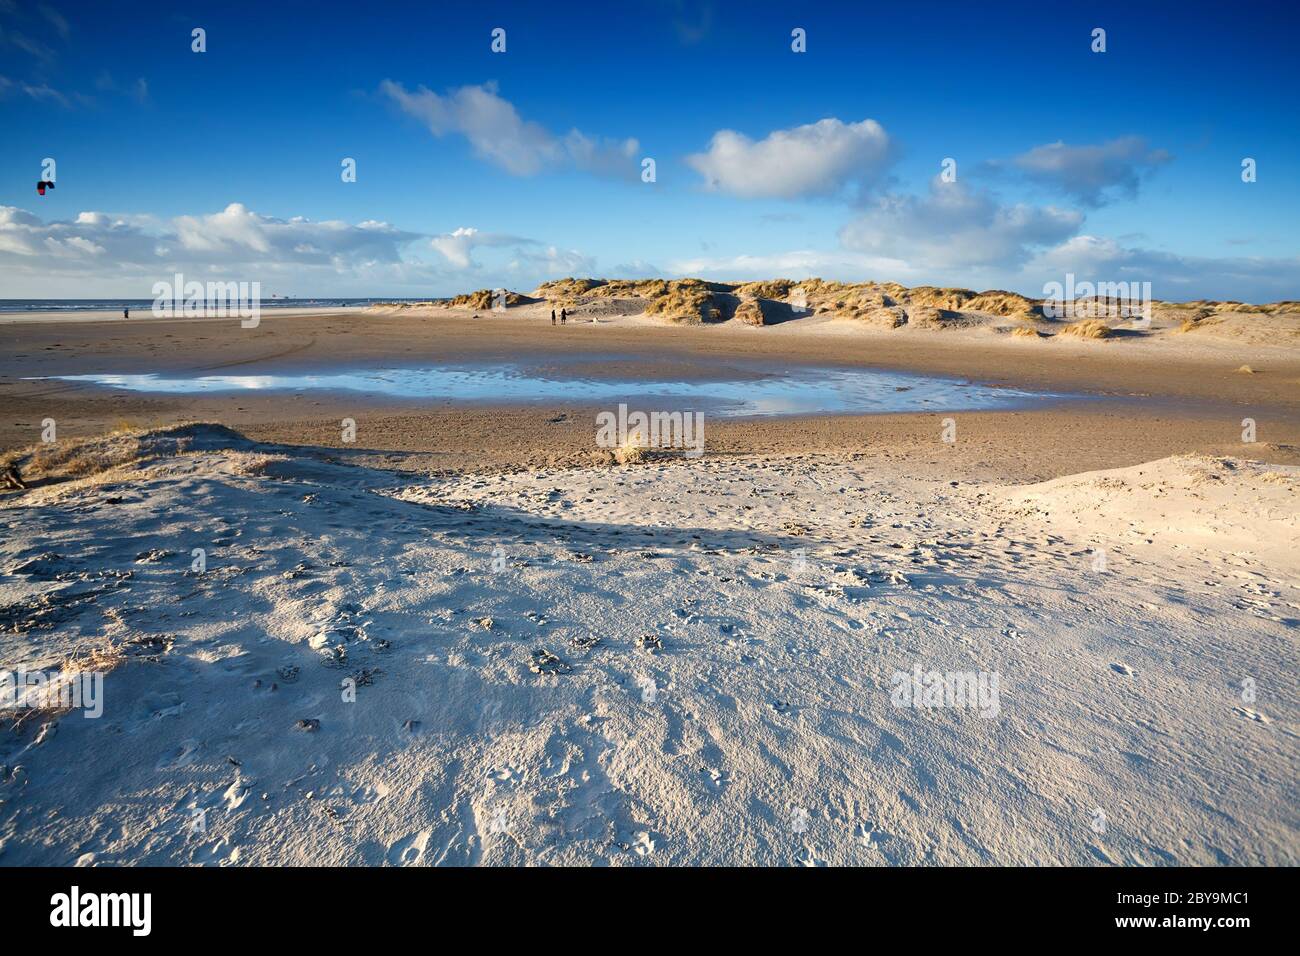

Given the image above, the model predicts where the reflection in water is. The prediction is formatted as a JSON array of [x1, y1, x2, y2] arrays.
[[43, 362, 1064, 418]]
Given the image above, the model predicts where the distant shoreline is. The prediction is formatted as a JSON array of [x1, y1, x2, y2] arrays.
[[0, 305, 371, 325]]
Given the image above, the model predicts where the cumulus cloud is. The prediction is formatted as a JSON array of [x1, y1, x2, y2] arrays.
[[165, 203, 422, 266], [839, 178, 1082, 270], [381, 80, 639, 179], [429, 226, 536, 269], [668, 249, 914, 282], [1025, 235, 1300, 301], [507, 244, 596, 277], [1012, 136, 1171, 206], [686, 118, 893, 199], [426, 226, 596, 279], [0, 204, 599, 297], [672, 235, 1299, 302], [0, 203, 426, 292]]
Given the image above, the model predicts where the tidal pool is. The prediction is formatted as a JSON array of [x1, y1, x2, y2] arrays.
[[42, 361, 1067, 417]]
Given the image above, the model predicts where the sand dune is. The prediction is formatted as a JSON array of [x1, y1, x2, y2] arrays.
[[1, 427, 1294, 865], [1007, 456, 1299, 574], [362, 278, 1300, 348]]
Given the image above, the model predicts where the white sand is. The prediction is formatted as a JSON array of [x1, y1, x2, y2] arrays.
[[0, 430, 1295, 865]]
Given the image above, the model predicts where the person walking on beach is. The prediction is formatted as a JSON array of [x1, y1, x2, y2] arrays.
[[551, 307, 556, 325], [560, 308, 567, 325], [123, 306, 129, 319]]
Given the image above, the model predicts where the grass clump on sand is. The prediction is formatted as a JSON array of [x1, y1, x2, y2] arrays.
[[2, 433, 147, 488], [614, 439, 647, 465], [641, 279, 718, 324], [1011, 325, 1044, 338], [446, 289, 532, 310], [534, 278, 609, 301], [589, 433, 648, 467], [0, 641, 124, 733], [733, 279, 796, 301], [0, 423, 249, 492], [535, 278, 722, 321], [1176, 307, 1215, 333], [1059, 319, 1114, 340]]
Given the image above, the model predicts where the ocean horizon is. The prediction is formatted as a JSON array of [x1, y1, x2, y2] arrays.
[[0, 297, 441, 313]]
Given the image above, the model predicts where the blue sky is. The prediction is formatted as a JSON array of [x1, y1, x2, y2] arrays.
[[2, 0, 1297, 299]]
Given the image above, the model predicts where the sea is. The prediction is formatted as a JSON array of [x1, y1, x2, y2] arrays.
[[0, 298, 442, 314]]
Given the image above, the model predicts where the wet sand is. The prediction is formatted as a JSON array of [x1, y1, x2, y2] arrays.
[[2, 309, 1298, 482]]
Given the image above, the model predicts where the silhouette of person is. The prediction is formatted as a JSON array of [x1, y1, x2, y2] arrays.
[[560, 308, 567, 324], [123, 306, 129, 319], [551, 308, 556, 325]]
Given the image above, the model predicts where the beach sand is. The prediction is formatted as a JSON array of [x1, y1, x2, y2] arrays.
[[0, 306, 1296, 865], [3, 306, 1299, 477]]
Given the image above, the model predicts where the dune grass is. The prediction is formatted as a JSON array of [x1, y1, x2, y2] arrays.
[[1060, 319, 1114, 340]]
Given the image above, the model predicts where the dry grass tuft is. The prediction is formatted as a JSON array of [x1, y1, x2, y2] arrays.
[[615, 444, 646, 465], [521, 279, 1295, 330], [614, 430, 648, 465], [3, 433, 147, 486], [1011, 326, 1044, 338], [0, 423, 248, 493], [0, 641, 124, 732], [733, 279, 796, 301], [535, 277, 723, 321], [641, 279, 717, 324], [64, 640, 126, 676], [1060, 319, 1114, 340], [446, 289, 533, 310]]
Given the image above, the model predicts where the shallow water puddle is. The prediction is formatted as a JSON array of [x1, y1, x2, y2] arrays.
[[41, 362, 1066, 417]]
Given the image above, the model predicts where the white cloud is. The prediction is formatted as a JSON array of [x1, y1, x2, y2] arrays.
[[1026, 235, 1300, 301], [686, 118, 893, 199], [507, 245, 596, 277], [430, 226, 536, 269], [669, 236, 1300, 302], [381, 80, 639, 179], [668, 248, 915, 282], [0, 203, 425, 292], [839, 178, 1082, 270], [165, 203, 423, 265], [0, 204, 599, 297], [1012, 136, 1171, 206]]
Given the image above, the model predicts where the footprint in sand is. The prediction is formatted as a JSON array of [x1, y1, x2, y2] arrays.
[[387, 830, 432, 866], [1110, 663, 1136, 677], [796, 845, 826, 867], [855, 822, 891, 847], [156, 739, 202, 770], [700, 767, 731, 791], [1086, 843, 1117, 865]]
